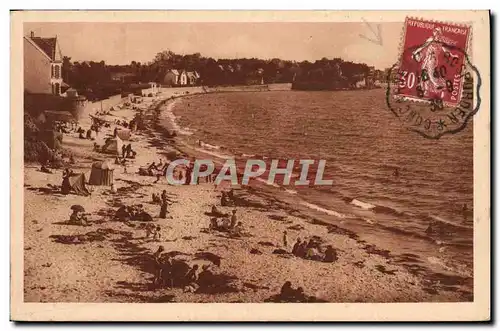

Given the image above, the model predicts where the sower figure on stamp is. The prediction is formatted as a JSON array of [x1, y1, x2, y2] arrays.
[[412, 27, 460, 99]]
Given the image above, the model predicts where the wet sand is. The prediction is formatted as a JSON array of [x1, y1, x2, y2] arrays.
[[23, 87, 471, 303]]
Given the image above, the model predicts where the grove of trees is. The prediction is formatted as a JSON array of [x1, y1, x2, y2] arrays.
[[62, 50, 384, 100]]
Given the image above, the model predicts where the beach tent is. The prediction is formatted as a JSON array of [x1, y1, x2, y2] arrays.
[[89, 161, 115, 186], [61, 173, 90, 196], [101, 136, 123, 155], [116, 128, 131, 141]]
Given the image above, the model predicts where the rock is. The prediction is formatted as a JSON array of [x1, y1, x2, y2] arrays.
[[250, 248, 262, 255]]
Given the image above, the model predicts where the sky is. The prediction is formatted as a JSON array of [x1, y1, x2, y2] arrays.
[[24, 22, 404, 69]]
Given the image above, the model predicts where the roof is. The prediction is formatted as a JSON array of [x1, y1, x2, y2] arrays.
[[186, 71, 199, 80], [92, 161, 114, 170], [29, 37, 57, 61], [169, 69, 180, 75]]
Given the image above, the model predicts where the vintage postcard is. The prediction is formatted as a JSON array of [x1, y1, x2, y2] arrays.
[[10, 10, 490, 321]]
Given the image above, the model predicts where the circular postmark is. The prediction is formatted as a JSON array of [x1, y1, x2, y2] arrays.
[[387, 25, 481, 139]]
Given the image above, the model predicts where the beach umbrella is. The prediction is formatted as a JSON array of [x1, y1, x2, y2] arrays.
[[70, 204, 85, 212]]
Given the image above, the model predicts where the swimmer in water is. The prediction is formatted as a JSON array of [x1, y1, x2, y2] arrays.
[[393, 168, 400, 177]]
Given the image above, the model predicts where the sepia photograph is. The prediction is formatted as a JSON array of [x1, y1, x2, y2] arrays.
[[10, 10, 490, 321]]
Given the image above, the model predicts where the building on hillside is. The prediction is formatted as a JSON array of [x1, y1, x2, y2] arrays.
[[163, 69, 180, 86], [186, 71, 200, 86], [24, 31, 63, 95], [163, 69, 200, 87], [179, 70, 188, 86]]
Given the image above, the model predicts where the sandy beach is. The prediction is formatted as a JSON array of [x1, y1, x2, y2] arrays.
[[23, 87, 471, 303]]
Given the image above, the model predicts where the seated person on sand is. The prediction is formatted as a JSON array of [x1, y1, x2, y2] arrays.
[[231, 221, 245, 235], [40, 162, 52, 174], [152, 193, 160, 204], [294, 240, 307, 258], [79, 131, 86, 139], [183, 264, 200, 293], [292, 238, 302, 256], [220, 217, 231, 230], [280, 281, 295, 300], [227, 189, 235, 201], [278, 281, 308, 302], [323, 245, 338, 263], [210, 205, 227, 217], [153, 225, 161, 241], [144, 223, 155, 239], [220, 192, 231, 207], [148, 162, 159, 173], [305, 246, 323, 261], [69, 210, 88, 226], [209, 217, 218, 231]]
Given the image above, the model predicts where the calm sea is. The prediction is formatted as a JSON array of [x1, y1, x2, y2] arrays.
[[170, 89, 474, 282]]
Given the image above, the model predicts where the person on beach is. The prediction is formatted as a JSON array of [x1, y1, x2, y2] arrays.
[[159, 200, 168, 219], [153, 225, 161, 241], [86, 129, 92, 140], [280, 281, 295, 299], [161, 190, 168, 203], [113, 127, 118, 137], [125, 144, 132, 158], [283, 231, 288, 248], [144, 223, 155, 239], [184, 264, 200, 293], [110, 183, 117, 194], [121, 145, 126, 158], [232, 221, 244, 235], [228, 189, 235, 202], [152, 245, 165, 285], [221, 192, 229, 207], [185, 164, 193, 185], [295, 240, 307, 258], [323, 245, 338, 263], [230, 209, 237, 228], [69, 210, 88, 226], [292, 238, 302, 255]]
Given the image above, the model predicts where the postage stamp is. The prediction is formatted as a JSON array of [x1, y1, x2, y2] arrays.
[[387, 17, 480, 139], [395, 18, 471, 106]]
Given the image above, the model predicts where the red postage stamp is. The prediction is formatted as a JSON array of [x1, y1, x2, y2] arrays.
[[395, 18, 471, 106]]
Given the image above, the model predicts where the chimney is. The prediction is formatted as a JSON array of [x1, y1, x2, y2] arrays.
[[30, 31, 34, 38]]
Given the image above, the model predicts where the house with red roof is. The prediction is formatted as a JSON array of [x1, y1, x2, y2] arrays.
[[24, 31, 64, 95]]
